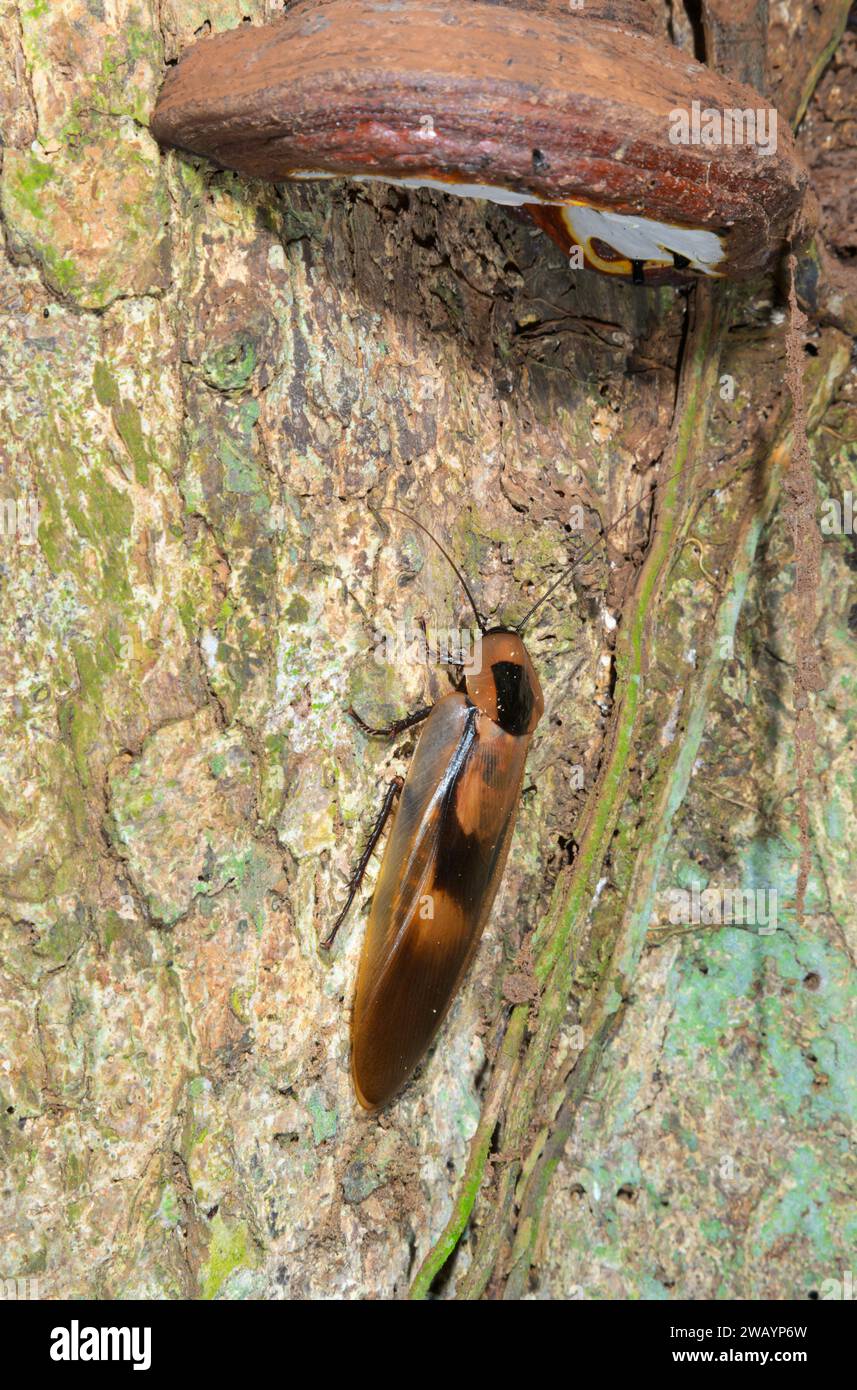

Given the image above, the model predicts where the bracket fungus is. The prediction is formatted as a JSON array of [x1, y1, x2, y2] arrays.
[[151, 0, 809, 284]]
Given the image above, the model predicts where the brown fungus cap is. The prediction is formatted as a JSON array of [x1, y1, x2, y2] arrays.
[[151, 0, 810, 283]]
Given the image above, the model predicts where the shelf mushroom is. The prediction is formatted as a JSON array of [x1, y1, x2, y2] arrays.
[[151, 0, 809, 284]]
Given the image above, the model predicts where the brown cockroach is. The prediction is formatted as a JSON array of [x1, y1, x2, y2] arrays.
[[326, 482, 667, 1110]]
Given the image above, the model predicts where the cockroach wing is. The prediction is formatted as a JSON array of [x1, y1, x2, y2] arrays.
[[351, 691, 530, 1110]]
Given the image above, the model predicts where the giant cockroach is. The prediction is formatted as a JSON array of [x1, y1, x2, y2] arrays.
[[325, 479, 670, 1110]]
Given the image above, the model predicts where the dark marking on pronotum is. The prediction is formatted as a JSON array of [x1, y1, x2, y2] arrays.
[[491, 660, 536, 736]]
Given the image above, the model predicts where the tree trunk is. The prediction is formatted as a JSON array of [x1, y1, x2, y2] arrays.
[[0, 0, 854, 1300]]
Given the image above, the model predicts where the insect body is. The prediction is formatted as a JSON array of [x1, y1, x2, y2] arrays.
[[330, 484, 667, 1110], [350, 628, 543, 1110]]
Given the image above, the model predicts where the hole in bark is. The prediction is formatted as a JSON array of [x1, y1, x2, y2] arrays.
[[682, 0, 707, 61], [556, 835, 576, 865], [803, 971, 821, 990], [473, 1053, 492, 1092]]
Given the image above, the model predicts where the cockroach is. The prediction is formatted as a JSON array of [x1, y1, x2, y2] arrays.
[[325, 482, 668, 1110]]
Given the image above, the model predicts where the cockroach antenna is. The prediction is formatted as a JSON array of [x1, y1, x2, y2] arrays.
[[514, 467, 685, 634], [381, 506, 485, 633]]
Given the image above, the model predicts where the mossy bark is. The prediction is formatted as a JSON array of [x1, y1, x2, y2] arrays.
[[0, 1, 854, 1300]]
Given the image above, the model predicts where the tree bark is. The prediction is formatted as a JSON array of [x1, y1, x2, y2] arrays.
[[0, 0, 854, 1300]]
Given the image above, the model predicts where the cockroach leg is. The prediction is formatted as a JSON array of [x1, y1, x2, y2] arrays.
[[322, 775, 404, 950], [347, 704, 433, 738]]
